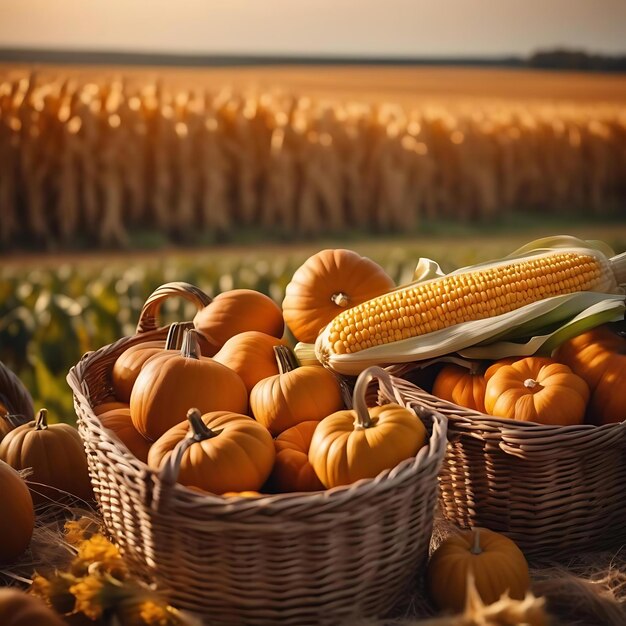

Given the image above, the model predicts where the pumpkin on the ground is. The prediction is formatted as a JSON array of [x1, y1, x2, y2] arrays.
[[427, 527, 530, 613], [99, 408, 151, 462], [432, 363, 487, 413], [250, 346, 343, 436], [484, 357, 588, 425], [282, 249, 395, 344], [193, 288, 284, 349], [130, 329, 248, 441], [0, 460, 34, 564], [555, 325, 626, 425], [271, 421, 324, 493], [148, 408, 274, 495], [0, 587, 66, 626], [0, 409, 93, 504], [214, 331, 286, 394]]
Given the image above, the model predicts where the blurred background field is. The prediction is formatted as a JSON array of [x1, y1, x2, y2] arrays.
[[2, 223, 625, 423], [1, 0, 625, 422]]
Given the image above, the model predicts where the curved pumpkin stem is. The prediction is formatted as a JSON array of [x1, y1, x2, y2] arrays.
[[181, 329, 202, 360], [187, 408, 217, 441], [523, 378, 540, 390], [470, 528, 482, 555], [165, 321, 193, 351], [35, 408, 49, 431], [274, 346, 300, 375], [330, 292, 350, 308]]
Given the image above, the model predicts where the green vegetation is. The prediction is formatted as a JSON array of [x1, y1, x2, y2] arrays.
[[1, 227, 625, 423]]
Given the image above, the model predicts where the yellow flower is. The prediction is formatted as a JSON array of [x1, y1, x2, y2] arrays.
[[70, 573, 105, 620], [73, 534, 127, 579], [138, 599, 171, 626], [29, 573, 51, 599], [65, 517, 100, 545]]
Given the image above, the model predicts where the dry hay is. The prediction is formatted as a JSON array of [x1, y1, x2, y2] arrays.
[[1, 500, 623, 625]]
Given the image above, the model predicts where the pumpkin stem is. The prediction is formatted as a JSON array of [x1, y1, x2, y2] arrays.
[[331, 292, 350, 308], [274, 345, 300, 375], [187, 408, 217, 441], [470, 528, 482, 555], [523, 378, 540, 390], [35, 408, 49, 430], [166, 321, 193, 350], [353, 384, 374, 429], [181, 329, 202, 360]]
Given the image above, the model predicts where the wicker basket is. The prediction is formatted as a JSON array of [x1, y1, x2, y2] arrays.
[[67, 283, 448, 625], [388, 363, 626, 559]]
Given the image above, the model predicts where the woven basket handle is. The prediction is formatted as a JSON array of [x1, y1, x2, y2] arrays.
[[136, 282, 212, 334], [353, 366, 408, 414]]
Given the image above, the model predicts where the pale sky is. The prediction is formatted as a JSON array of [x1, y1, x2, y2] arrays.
[[1, 0, 625, 57]]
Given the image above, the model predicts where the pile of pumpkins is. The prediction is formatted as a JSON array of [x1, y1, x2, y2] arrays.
[[431, 324, 626, 426], [97, 248, 428, 496], [0, 360, 94, 568]]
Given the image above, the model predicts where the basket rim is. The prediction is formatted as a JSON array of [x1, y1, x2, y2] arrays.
[[67, 330, 448, 513], [386, 363, 626, 437]]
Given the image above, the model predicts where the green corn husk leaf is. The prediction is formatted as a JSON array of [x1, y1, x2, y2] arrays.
[[316, 235, 626, 376], [458, 296, 625, 360]]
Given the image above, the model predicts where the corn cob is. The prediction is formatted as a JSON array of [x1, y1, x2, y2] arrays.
[[315, 244, 626, 374]]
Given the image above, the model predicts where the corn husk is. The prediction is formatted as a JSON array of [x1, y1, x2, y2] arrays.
[[316, 237, 626, 375]]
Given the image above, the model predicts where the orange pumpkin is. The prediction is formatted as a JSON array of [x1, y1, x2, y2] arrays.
[[0, 588, 66, 625], [93, 401, 130, 416], [555, 325, 626, 425], [282, 249, 395, 344], [193, 289, 284, 349], [112, 322, 217, 403], [0, 413, 30, 444], [484, 357, 520, 382], [427, 528, 530, 612], [213, 331, 286, 394], [148, 408, 275, 494], [130, 330, 248, 441], [99, 408, 151, 462], [0, 460, 34, 564], [309, 368, 427, 488], [432, 363, 487, 412], [484, 357, 589, 425], [250, 346, 343, 436], [271, 421, 324, 493], [0, 409, 93, 504]]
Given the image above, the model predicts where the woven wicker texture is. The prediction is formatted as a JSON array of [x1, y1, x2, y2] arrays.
[[388, 362, 626, 559], [67, 283, 448, 625], [0, 360, 34, 419]]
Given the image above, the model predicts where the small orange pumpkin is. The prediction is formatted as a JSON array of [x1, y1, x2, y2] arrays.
[[427, 527, 530, 612], [112, 322, 217, 403], [271, 421, 324, 493], [213, 331, 286, 394], [193, 289, 284, 349], [0, 460, 34, 564], [148, 408, 275, 494], [309, 368, 427, 488], [130, 330, 248, 441], [0, 409, 93, 504], [250, 346, 344, 436], [555, 325, 626, 425], [432, 362, 487, 412], [282, 249, 395, 344], [93, 401, 130, 416], [0, 588, 66, 625], [99, 408, 151, 462], [484, 357, 589, 425]]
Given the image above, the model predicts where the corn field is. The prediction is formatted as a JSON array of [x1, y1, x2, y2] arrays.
[[0, 71, 625, 248]]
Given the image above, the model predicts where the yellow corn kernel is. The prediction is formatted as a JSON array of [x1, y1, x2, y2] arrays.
[[323, 251, 606, 356]]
